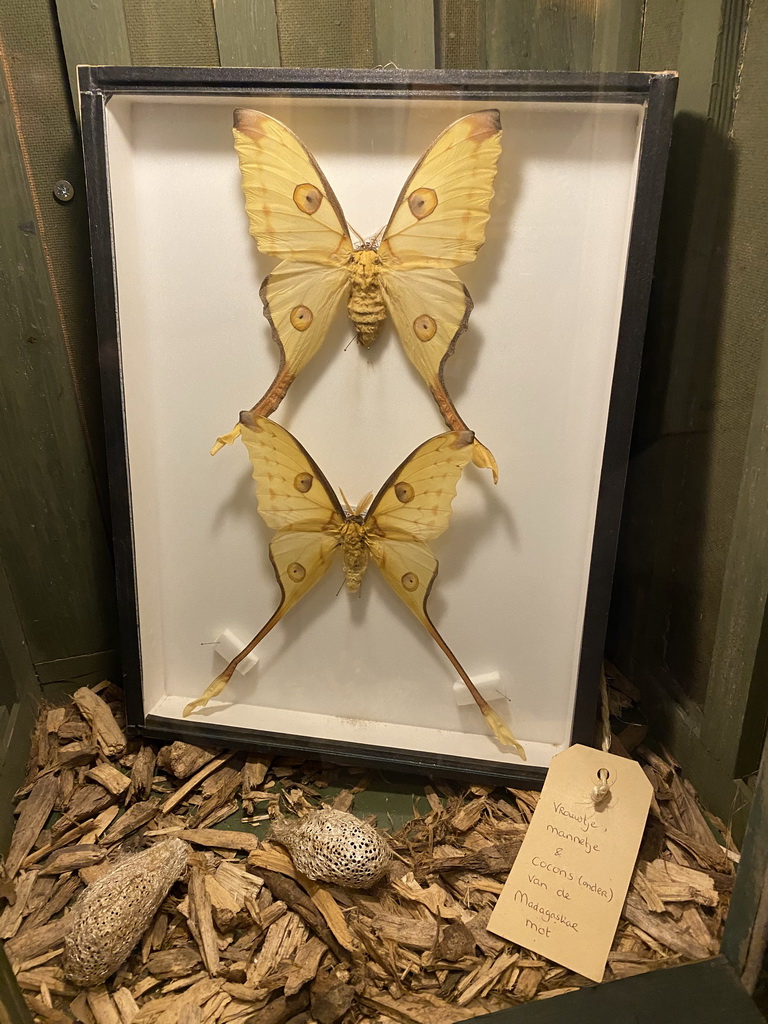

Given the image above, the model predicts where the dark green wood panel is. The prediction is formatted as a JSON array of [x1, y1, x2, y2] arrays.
[[214, 0, 281, 67], [372, 0, 435, 69], [484, 0, 597, 72], [592, 0, 643, 72], [11, 3, 115, 511], [628, 665, 753, 844], [0, 0, 117, 674], [55, 0, 130, 110], [0, 560, 39, 854], [697, 0, 768, 778], [639, 0, 684, 70], [611, 0, 739, 707], [123, 0, 219, 64], [437, 0, 642, 72], [701, 314, 768, 778], [274, 0, 374, 67], [437, 0, 484, 69], [610, 0, 766, 799], [478, 957, 765, 1023], [724, 730, 768, 986]]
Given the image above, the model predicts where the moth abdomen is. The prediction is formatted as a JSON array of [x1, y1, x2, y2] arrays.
[[348, 293, 387, 347], [348, 248, 387, 347], [340, 520, 369, 591]]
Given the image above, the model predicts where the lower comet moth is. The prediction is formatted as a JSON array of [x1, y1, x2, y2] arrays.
[[184, 414, 525, 758]]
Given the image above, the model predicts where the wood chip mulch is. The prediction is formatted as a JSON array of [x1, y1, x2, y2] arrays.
[[0, 678, 738, 1024]]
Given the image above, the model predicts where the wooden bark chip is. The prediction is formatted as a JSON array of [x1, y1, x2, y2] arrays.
[[488, 745, 652, 982], [0, 682, 739, 1022]]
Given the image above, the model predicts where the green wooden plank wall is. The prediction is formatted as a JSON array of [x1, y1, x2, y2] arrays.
[[59, 0, 645, 78], [0, 0, 117, 693], [437, 0, 642, 70], [610, 0, 768, 835]]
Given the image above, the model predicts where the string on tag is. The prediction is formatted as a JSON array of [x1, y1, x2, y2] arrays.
[[590, 667, 613, 806], [591, 767, 611, 807], [598, 665, 612, 753]]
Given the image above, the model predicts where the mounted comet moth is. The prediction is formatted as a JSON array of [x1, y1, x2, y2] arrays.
[[188, 414, 524, 757]]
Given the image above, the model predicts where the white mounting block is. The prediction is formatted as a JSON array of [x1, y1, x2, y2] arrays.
[[214, 629, 259, 676], [453, 671, 504, 707]]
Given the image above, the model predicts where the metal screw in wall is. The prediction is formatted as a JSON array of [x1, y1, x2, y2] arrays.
[[53, 180, 75, 202]]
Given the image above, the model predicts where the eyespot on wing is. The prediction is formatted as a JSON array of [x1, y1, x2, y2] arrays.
[[401, 572, 419, 592], [294, 472, 314, 493], [290, 305, 314, 331], [293, 183, 323, 215], [413, 314, 437, 342], [408, 187, 438, 220]]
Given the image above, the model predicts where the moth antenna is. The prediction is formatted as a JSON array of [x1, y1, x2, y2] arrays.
[[338, 487, 353, 515], [349, 223, 364, 246], [355, 491, 374, 516]]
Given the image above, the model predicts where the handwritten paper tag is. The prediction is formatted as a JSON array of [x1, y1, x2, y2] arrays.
[[488, 744, 652, 982]]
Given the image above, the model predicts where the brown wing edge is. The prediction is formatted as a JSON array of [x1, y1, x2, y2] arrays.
[[365, 429, 475, 523], [233, 107, 353, 248], [250, 269, 295, 418], [238, 410, 347, 521], [209, 270, 293, 455], [428, 283, 499, 483], [431, 281, 474, 428], [380, 108, 502, 245]]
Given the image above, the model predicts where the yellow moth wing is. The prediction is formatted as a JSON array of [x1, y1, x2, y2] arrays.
[[365, 535, 436, 627], [239, 414, 344, 532], [366, 430, 475, 544], [233, 108, 353, 264], [261, 260, 351, 379], [378, 110, 502, 269], [378, 265, 471, 393], [183, 417, 344, 717], [379, 269, 499, 481], [268, 528, 341, 616]]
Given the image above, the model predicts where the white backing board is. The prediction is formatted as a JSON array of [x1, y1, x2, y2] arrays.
[[103, 93, 643, 768]]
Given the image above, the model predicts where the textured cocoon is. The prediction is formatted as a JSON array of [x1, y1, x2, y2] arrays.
[[63, 838, 189, 987], [271, 809, 391, 888]]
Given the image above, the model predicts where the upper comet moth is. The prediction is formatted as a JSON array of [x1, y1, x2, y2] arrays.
[[212, 108, 503, 481], [187, 414, 524, 758]]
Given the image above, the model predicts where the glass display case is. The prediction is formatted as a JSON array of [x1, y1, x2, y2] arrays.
[[80, 67, 676, 783]]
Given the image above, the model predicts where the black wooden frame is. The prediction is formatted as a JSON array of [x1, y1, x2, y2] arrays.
[[79, 66, 677, 786]]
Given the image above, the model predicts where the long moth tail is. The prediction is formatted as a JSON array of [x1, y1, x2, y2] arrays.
[[471, 439, 499, 483], [210, 422, 242, 456], [210, 364, 299, 455], [427, 379, 499, 483], [422, 616, 526, 759], [182, 605, 285, 717]]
